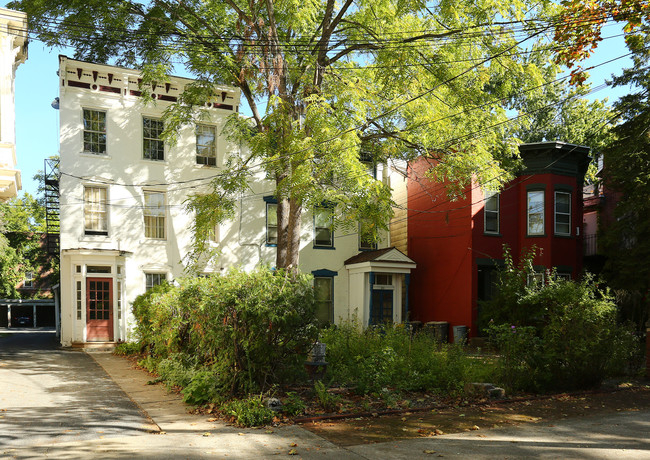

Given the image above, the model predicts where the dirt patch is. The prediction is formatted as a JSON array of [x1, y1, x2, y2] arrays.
[[300, 384, 650, 446]]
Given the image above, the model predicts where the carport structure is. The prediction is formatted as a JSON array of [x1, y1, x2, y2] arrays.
[[0, 298, 59, 330]]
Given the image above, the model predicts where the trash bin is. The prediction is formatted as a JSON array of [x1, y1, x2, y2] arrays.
[[406, 321, 422, 334], [424, 321, 449, 343], [452, 325, 469, 344]]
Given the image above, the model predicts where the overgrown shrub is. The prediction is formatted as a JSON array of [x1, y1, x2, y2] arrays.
[[223, 396, 275, 427], [282, 392, 306, 416], [320, 320, 482, 395], [130, 267, 318, 399], [484, 246, 642, 392], [113, 341, 141, 356]]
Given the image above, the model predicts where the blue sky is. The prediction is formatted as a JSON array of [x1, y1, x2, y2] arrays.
[[7, 10, 635, 197]]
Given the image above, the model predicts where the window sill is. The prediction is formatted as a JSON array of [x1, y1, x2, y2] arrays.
[[483, 232, 502, 237], [140, 238, 167, 244], [554, 234, 574, 239], [140, 158, 169, 166], [79, 234, 111, 242], [526, 234, 547, 238], [313, 245, 336, 250], [80, 152, 111, 160], [194, 163, 218, 169], [265, 243, 277, 247]]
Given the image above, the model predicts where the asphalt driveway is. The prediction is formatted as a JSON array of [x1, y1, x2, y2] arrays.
[[0, 330, 154, 451]]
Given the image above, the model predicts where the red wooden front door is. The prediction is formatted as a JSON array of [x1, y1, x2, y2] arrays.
[[86, 278, 113, 341]]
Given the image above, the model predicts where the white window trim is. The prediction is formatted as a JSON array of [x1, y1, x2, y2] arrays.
[[196, 124, 217, 167], [144, 272, 168, 291], [554, 191, 571, 236], [83, 186, 109, 235], [142, 116, 165, 161], [527, 190, 545, 236], [313, 207, 334, 248], [143, 190, 167, 240], [82, 108, 107, 155], [483, 190, 500, 234]]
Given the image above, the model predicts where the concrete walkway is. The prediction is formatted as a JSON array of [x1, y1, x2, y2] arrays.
[[3, 331, 650, 459]]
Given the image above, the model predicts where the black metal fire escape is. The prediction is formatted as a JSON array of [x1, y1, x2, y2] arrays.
[[44, 158, 60, 257]]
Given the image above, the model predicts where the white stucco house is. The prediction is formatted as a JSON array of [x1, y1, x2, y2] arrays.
[[0, 7, 27, 202], [57, 55, 415, 346]]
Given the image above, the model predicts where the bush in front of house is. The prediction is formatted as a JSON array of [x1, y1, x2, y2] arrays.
[[130, 267, 319, 401], [320, 320, 486, 396], [483, 247, 642, 392]]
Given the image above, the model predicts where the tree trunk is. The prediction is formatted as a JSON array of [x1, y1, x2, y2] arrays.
[[275, 194, 302, 270]]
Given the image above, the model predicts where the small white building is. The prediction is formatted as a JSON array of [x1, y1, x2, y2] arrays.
[[57, 56, 415, 346], [0, 7, 27, 202]]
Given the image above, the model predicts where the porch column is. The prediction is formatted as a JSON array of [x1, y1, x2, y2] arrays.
[[404, 274, 410, 321], [368, 272, 375, 327]]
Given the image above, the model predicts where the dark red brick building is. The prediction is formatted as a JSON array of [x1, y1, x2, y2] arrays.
[[407, 142, 591, 339]]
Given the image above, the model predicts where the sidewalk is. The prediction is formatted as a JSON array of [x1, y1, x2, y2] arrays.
[[6, 346, 649, 459]]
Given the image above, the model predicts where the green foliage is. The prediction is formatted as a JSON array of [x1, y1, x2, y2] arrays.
[[281, 392, 306, 417], [484, 247, 642, 392], [182, 368, 221, 406], [320, 321, 478, 396], [313, 380, 342, 413], [113, 342, 141, 356], [223, 396, 275, 427], [130, 267, 318, 398], [598, 33, 650, 330], [13, 0, 560, 268], [0, 193, 57, 298]]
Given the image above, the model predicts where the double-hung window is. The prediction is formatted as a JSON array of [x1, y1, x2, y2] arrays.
[[143, 117, 164, 161], [144, 191, 166, 239], [359, 221, 377, 250], [145, 273, 166, 291], [484, 190, 499, 234], [314, 207, 333, 248], [84, 186, 108, 235], [554, 191, 571, 236], [23, 271, 34, 288], [266, 203, 278, 245], [314, 277, 334, 324], [196, 124, 217, 166], [83, 109, 106, 154], [527, 190, 545, 236]]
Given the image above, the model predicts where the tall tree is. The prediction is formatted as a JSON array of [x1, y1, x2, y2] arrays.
[[598, 27, 650, 329], [0, 193, 55, 298], [13, 0, 558, 269]]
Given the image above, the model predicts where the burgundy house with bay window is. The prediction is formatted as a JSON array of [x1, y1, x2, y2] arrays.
[[406, 141, 591, 339]]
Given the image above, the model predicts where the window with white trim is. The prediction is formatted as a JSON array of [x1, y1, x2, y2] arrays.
[[314, 207, 333, 248], [484, 190, 500, 234], [314, 277, 333, 324], [196, 124, 217, 166], [527, 190, 545, 236], [83, 109, 106, 154], [145, 273, 167, 291], [143, 117, 164, 161], [144, 191, 166, 239], [23, 271, 33, 288], [84, 186, 108, 235], [554, 191, 571, 236], [76, 281, 82, 320], [266, 203, 278, 245]]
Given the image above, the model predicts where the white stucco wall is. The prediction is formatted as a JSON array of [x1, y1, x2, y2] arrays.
[[57, 56, 406, 345], [0, 7, 26, 201]]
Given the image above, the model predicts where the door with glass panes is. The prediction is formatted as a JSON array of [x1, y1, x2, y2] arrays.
[[86, 278, 113, 341]]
